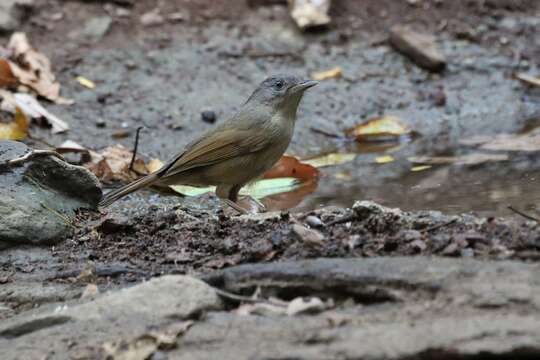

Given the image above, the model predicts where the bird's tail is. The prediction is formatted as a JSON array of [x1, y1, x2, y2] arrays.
[[99, 173, 160, 207]]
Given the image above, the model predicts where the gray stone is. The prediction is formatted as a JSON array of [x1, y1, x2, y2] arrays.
[[389, 25, 446, 72], [0, 141, 102, 248], [0, 0, 33, 33], [69, 16, 112, 43], [190, 258, 540, 359], [0, 275, 222, 359]]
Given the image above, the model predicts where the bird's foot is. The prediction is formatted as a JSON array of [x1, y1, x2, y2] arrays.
[[222, 199, 249, 215]]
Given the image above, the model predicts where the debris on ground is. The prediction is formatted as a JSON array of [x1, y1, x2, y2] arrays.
[[311, 66, 342, 81], [3, 32, 72, 104], [345, 115, 411, 141], [408, 153, 509, 165], [389, 25, 446, 72], [0, 141, 101, 248], [287, 0, 331, 30]]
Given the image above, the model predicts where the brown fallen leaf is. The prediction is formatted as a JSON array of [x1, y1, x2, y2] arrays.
[[0, 106, 29, 140], [263, 155, 320, 181], [346, 115, 411, 142], [6, 32, 73, 104], [0, 58, 17, 88], [408, 153, 508, 165], [84, 144, 147, 183]]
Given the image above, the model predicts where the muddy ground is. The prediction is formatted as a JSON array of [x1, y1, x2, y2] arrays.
[[2, 0, 540, 359]]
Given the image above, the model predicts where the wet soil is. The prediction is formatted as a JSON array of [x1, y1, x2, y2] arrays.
[[12, 0, 540, 218], [0, 0, 539, 336]]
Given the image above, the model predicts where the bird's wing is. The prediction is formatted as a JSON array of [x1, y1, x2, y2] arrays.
[[158, 128, 270, 178]]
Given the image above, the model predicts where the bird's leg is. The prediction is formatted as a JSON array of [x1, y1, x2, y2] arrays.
[[240, 195, 266, 211], [216, 184, 249, 215]]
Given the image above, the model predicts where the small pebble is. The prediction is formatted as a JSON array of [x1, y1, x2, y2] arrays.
[[201, 110, 217, 124], [306, 215, 323, 228], [460, 248, 475, 257], [96, 119, 106, 128]]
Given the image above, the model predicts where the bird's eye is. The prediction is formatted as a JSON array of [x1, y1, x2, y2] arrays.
[[274, 80, 284, 90]]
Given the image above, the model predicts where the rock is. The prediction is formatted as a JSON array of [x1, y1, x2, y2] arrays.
[[201, 110, 217, 124], [0, 0, 33, 34], [69, 16, 112, 43], [291, 224, 325, 247], [0, 275, 222, 359], [389, 25, 446, 72], [193, 258, 540, 359], [0, 141, 102, 248], [288, 0, 331, 30], [305, 215, 323, 228], [140, 8, 164, 26]]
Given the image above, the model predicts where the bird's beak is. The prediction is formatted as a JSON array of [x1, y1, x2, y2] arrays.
[[290, 80, 318, 93]]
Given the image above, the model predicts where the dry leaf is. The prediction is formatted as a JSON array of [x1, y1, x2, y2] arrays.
[[6, 32, 72, 104], [303, 152, 356, 168], [375, 155, 395, 164], [76, 76, 96, 89], [11, 93, 69, 133], [514, 73, 540, 87], [411, 165, 432, 172], [146, 158, 164, 173], [0, 58, 17, 88], [286, 297, 326, 316], [408, 153, 508, 165], [263, 155, 319, 181], [311, 66, 342, 81], [346, 115, 411, 141], [288, 0, 331, 29], [0, 106, 29, 140], [84, 144, 146, 182]]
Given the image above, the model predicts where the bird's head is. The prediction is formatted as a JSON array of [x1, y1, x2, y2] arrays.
[[246, 74, 317, 117]]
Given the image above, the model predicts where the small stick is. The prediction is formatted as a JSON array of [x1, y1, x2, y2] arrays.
[[325, 213, 357, 226], [508, 206, 540, 223], [213, 287, 286, 307], [4, 149, 64, 166], [129, 126, 144, 172], [310, 126, 342, 139], [422, 218, 458, 233]]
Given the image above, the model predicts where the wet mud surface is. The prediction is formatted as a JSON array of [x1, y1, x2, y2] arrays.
[[16, 0, 540, 217], [2, 1, 540, 358]]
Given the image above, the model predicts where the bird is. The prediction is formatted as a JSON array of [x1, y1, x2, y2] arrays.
[[99, 74, 317, 214]]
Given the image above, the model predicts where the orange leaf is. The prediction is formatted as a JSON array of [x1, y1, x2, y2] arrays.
[[263, 155, 320, 181], [0, 106, 29, 140], [0, 58, 17, 88]]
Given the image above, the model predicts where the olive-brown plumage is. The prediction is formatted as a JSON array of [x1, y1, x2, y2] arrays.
[[99, 75, 317, 213]]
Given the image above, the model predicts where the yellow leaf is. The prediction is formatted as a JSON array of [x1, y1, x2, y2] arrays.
[[346, 115, 411, 141], [146, 158, 164, 173], [303, 153, 356, 168], [76, 76, 96, 89], [411, 165, 432, 172], [375, 155, 395, 164], [311, 67, 343, 81], [0, 106, 29, 140]]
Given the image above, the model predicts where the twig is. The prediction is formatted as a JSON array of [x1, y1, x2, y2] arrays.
[[213, 287, 286, 307], [325, 213, 357, 226], [508, 206, 540, 223], [310, 126, 342, 139], [421, 218, 458, 233], [129, 126, 144, 173], [4, 149, 64, 166]]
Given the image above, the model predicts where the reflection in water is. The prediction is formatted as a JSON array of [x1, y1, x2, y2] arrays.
[[298, 164, 540, 218]]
